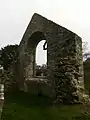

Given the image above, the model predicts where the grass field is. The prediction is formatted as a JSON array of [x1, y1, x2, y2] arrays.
[[1, 62, 90, 120], [1, 91, 90, 120]]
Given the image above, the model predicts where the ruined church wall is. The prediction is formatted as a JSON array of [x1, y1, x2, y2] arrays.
[[19, 14, 84, 103], [46, 26, 84, 103]]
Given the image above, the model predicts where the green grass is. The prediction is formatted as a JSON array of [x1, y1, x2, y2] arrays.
[[1, 62, 90, 120], [1, 91, 90, 120]]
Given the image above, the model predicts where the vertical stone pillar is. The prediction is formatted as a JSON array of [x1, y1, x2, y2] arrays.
[[48, 32, 85, 104]]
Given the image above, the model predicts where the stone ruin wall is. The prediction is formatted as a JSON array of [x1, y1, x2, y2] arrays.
[[18, 13, 85, 104], [47, 27, 84, 103]]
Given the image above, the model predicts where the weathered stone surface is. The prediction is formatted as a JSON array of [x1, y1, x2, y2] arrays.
[[18, 13, 85, 104], [24, 77, 54, 97]]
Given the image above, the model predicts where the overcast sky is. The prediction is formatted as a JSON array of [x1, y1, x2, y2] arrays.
[[0, 0, 90, 65]]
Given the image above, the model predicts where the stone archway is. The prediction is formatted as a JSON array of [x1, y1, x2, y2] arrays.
[[36, 40, 47, 76], [18, 13, 85, 104], [25, 31, 46, 78]]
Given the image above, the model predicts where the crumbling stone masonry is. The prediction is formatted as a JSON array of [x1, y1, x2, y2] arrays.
[[18, 13, 85, 104]]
